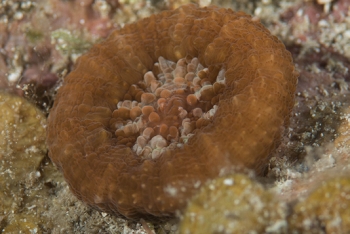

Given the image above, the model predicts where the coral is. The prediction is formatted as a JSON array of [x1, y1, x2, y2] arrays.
[[179, 174, 288, 234], [46, 4, 298, 220], [288, 177, 350, 233]]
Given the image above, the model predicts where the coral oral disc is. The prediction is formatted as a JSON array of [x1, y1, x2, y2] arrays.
[[114, 56, 223, 160]]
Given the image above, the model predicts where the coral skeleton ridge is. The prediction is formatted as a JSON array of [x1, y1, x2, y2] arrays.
[[47, 4, 298, 220]]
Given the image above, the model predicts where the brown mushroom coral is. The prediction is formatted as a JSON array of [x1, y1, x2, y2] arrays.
[[47, 4, 298, 220]]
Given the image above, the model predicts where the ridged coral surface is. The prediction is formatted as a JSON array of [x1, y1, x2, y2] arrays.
[[47, 4, 298, 220]]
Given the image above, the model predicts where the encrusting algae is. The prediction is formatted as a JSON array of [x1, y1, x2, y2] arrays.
[[289, 177, 350, 233], [46, 3, 298, 220], [0, 91, 47, 233], [179, 174, 288, 234]]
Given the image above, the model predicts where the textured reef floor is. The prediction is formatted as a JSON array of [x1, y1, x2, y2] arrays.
[[1, 0, 350, 233]]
